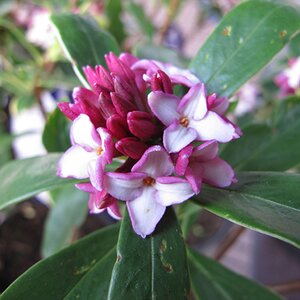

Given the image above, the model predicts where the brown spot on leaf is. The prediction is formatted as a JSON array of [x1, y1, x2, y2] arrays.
[[223, 26, 232, 36], [279, 30, 287, 38]]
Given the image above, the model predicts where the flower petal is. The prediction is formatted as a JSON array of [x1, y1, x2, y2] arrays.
[[104, 172, 145, 201], [57, 145, 97, 179], [107, 202, 122, 220], [88, 157, 105, 191], [132, 145, 174, 178], [189, 111, 237, 143], [185, 166, 202, 194], [97, 127, 114, 163], [155, 176, 194, 206], [70, 114, 100, 149], [201, 157, 235, 187], [163, 121, 197, 153], [177, 83, 207, 120], [192, 141, 219, 162], [148, 91, 180, 126], [175, 145, 193, 176], [127, 187, 166, 238]]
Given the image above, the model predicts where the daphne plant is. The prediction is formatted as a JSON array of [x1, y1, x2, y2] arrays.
[[1, 0, 300, 299]]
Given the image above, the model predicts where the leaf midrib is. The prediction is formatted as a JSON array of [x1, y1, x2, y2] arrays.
[[205, 3, 284, 88]]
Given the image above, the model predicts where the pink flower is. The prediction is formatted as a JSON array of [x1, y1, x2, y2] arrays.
[[275, 57, 300, 96], [104, 146, 194, 237], [148, 83, 240, 153], [176, 141, 236, 193], [132, 59, 200, 87], [57, 114, 113, 190], [76, 182, 121, 220]]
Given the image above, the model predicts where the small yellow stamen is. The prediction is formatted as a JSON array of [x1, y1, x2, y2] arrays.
[[143, 177, 155, 186], [96, 146, 103, 156], [179, 117, 189, 127]]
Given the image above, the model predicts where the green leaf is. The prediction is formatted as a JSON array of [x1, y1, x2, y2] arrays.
[[133, 43, 189, 67], [127, 1, 155, 38], [106, 0, 126, 43], [41, 185, 88, 258], [194, 172, 300, 248], [188, 248, 281, 300], [1, 224, 119, 300], [42, 107, 71, 152], [0, 133, 13, 167], [108, 208, 190, 299], [0, 154, 79, 210], [51, 13, 120, 87], [190, 0, 300, 97], [221, 103, 300, 171]]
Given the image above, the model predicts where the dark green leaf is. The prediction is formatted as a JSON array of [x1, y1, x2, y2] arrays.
[[221, 103, 300, 171], [194, 172, 300, 248], [51, 14, 120, 86], [190, 0, 300, 96], [1, 224, 119, 300], [0, 154, 79, 210], [42, 107, 71, 152], [41, 185, 88, 257], [0, 133, 13, 167], [188, 248, 281, 300], [108, 208, 190, 299]]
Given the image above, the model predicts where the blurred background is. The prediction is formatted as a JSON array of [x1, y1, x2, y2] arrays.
[[0, 0, 299, 299]]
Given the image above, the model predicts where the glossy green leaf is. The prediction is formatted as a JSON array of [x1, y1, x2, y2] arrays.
[[188, 248, 281, 300], [127, 1, 155, 38], [1, 224, 119, 300], [190, 0, 300, 96], [194, 172, 300, 248], [42, 107, 71, 152], [0, 154, 79, 210], [41, 186, 88, 257], [108, 208, 190, 299], [221, 103, 300, 171], [51, 13, 120, 87]]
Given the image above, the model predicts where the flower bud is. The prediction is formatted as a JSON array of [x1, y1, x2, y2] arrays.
[[115, 137, 148, 160], [106, 114, 130, 139], [111, 92, 137, 117], [127, 111, 160, 140], [98, 92, 117, 119], [151, 70, 173, 94]]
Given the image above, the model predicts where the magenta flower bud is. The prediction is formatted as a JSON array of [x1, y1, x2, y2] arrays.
[[106, 114, 130, 139], [113, 75, 134, 102], [111, 92, 137, 117], [98, 92, 117, 119], [95, 65, 114, 91], [115, 137, 148, 160], [151, 70, 173, 94], [105, 52, 135, 83], [57, 102, 81, 121], [127, 111, 160, 140]]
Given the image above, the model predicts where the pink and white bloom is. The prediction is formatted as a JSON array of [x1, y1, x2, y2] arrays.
[[148, 83, 240, 153], [104, 146, 194, 237], [132, 59, 200, 87], [176, 141, 236, 193], [275, 57, 300, 96], [57, 114, 113, 190], [76, 182, 121, 220]]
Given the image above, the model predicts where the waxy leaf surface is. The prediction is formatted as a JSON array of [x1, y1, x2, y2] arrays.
[[195, 172, 300, 248], [1, 225, 119, 299], [108, 208, 190, 300], [188, 248, 281, 300], [51, 14, 120, 87], [190, 0, 300, 96]]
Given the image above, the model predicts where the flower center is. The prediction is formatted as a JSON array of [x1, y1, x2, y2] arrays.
[[179, 116, 189, 127], [143, 177, 155, 186], [96, 146, 103, 156]]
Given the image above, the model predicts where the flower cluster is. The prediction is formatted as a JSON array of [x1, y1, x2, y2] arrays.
[[57, 52, 241, 237], [275, 57, 300, 96]]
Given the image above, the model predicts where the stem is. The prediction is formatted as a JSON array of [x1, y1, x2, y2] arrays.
[[157, 0, 181, 44], [269, 280, 300, 295], [213, 225, 246, 260]]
